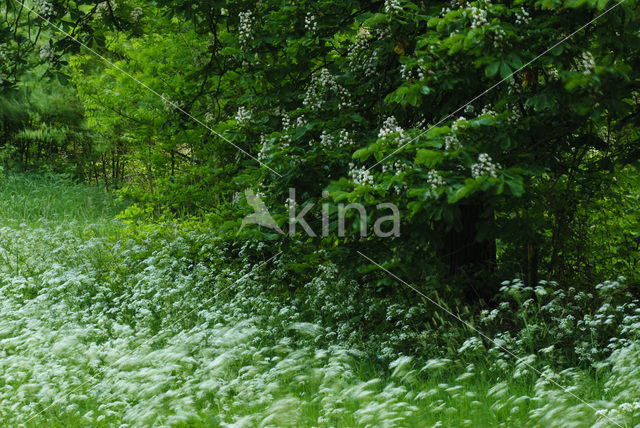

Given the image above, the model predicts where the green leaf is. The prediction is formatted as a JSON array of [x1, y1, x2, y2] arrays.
[[448, 179, 480, 203], [506, 180, 524, 197], [485, 61, 500, 77], [499, 62, 513, 80], [415, 150, 444, 167]]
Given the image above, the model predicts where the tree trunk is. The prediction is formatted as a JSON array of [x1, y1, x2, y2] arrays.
[[438, 202, 496, 302]]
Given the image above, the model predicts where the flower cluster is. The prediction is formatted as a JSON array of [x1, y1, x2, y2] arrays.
[[451, 116, 467, 133], [130, 7, 144, 22], [381, 160, 408, 176], [319, 131, 334, 148], [384, 0, 403, 15], [469, 6, 488, 29], [304, 13, 318, 33], [360, 51, 379, 78], [400, 64, 425, 81], [33, 0, 54, 17], [443, 134, 460, 151], [348, 28, 377, 77], [507, 105, 522, 125], [338, 130, 355, 148], [480, 105, 496, 116], [378, 116, 411, 146], [427, 170, 446, 190], [0, 44, 8, 62], [161, 93, 183, 113], [471, 153, 500, 178], [235, 106, 252, 125], [492, 27, 507, 48], [39, 44, 54, 62], [348, 163, 375, 186], [514, 7, 531, 25], [579, 52, 596, 75], [238, 11, 253, 47], [94, 1, 118, 21], [303, 68, 351, 111], [258, 135, 269, 161]]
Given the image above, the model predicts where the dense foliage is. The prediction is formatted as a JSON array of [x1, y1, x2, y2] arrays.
[[2, 0, 640, 425], [3, 0, 640, 293]]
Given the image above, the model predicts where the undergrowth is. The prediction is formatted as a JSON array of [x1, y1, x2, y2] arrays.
[[0, 174, 638, 427]]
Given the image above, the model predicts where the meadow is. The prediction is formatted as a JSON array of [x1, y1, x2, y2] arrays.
[[0, 173, 638, 427]]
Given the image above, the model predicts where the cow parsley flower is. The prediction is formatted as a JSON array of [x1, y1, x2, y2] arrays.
[[458, 336, 483, 353], [471, 153, 500, 178]]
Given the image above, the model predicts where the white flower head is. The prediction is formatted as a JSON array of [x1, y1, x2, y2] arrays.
[[238, 11, 254, 47], [471, 153, 501, 179], [33, 0, 55, 17], [348, 163, 374, 186], [39, 44, 54, 61], [385, 0, 403, 15], [304, 13, 318, 33], [235, 106, 252, 125], [130, 7, 144, 22], [427, 170, 446, 190]]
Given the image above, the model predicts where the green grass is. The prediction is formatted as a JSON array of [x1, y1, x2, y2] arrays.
[[0, 172, 121, 228]]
